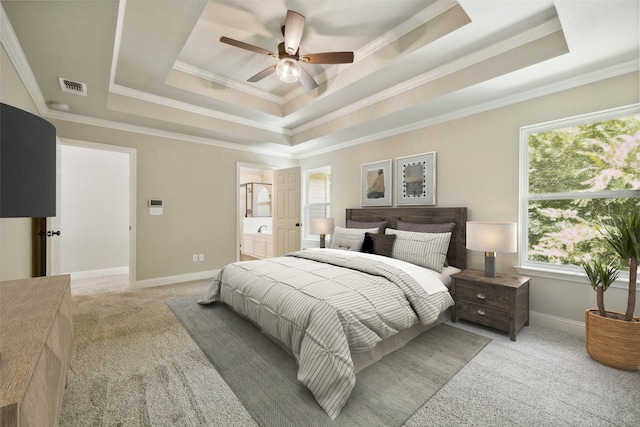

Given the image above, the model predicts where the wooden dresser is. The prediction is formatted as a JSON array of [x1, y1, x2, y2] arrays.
[[451, 269, 530, 341], [0, 275, 73, 427]]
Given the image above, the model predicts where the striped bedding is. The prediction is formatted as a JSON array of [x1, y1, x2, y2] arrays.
[[198, 248, 454, 419]]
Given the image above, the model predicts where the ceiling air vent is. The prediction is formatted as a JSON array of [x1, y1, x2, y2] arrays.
[[58, 77, 87, 96]]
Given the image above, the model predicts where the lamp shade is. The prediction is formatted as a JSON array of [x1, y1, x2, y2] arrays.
[[1, 103, 56, 218], [466, 222, 517, 253], [311, 218, 334, 235]]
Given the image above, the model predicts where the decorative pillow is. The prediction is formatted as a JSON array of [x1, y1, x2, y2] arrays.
[[331, 226, 379, 251], [361, 232, 396, 257], [396, 221, 455, 266], [385, 228, 452, 273], [347, 220, 388, 234], [397, 220, 455, 233]]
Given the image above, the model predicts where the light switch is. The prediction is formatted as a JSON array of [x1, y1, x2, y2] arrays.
[[150, 207, 163, 215]]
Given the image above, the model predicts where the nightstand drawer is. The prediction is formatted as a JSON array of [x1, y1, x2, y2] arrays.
[[454, 279, 511, 310], [455, 301, 510, 331]]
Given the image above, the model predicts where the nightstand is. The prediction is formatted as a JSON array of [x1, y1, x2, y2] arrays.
[[451, 269, 530, 341]]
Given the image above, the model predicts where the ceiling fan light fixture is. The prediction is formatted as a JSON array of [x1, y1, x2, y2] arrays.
[[276, 57, 300, 83]]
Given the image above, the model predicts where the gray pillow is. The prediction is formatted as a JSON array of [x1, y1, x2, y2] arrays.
[[397, 220, 455, 233], [347, 220, 387, 234], [361, 232, 396, 257]]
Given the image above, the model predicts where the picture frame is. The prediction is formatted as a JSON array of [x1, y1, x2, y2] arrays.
[[396, 152, 436, 206], [361, 159, 392, 206]]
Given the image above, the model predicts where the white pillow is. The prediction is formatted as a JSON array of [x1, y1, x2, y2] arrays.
[[330, 226, 379, 251], [385, 228, 451, 273]]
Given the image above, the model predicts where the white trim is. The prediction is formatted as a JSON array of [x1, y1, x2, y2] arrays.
[[530, 310, 585, 337], [514, 264, 638, 291], [69, 267, 129, 281], [291, 15, 563, 136], [173, 61, 284, 105], [133, 269, 219, 289], [45, 108, 296, 159], [109, 83, 289, 136], [296, 60, 639, 159]]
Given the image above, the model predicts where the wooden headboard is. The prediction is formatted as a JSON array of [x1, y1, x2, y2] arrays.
[[345, 207, 467, 270]]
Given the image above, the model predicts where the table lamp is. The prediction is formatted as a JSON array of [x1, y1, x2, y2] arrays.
[[311, 218, 334, 248], [466, 221, 517, 277]]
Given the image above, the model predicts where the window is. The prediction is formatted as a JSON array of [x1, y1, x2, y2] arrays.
[[520, 105, 640, 277], [303, 167, 331, 240]]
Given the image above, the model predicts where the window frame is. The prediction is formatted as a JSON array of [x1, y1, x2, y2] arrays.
[[302, 166, 332, 243], [517, 104, 640, 285]]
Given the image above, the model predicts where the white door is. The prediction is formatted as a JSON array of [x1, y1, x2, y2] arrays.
[[46, 137, 62, 276], [273, 167, 301, 256]]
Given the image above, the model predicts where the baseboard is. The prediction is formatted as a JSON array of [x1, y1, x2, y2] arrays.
[[132, 269, 219, 289], [530, 310, 585, 337], [70, 267, 129, 280]]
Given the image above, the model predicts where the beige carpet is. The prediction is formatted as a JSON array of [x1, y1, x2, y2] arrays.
[[62, 275, 640, 426], [61, 277, 257, 426]]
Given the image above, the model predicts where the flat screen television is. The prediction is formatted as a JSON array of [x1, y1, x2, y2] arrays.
[[0, 103, 56, 218]]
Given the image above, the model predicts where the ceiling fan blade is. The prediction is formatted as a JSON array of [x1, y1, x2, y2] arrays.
[[247, 64, 277, 82], [283, 10, 304, 55], [220, 36, 276, 57], [300, 52, 354, 64], [298, 66, 318, 90]]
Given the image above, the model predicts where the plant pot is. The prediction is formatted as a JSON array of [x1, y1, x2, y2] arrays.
[[585, 309, 640, 371]]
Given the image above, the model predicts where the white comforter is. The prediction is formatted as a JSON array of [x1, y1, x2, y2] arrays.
[[199, 249, 454, 419]]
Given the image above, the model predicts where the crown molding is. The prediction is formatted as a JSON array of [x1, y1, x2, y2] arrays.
[[296, 60, 639, 159], [291, 15, 563, 136], [173, 61, 285, 105]]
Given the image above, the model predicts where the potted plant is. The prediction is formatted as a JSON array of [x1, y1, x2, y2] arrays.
[[583, 209, 640, 371]]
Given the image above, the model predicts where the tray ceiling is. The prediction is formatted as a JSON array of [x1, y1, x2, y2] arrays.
[[1, 0, 638, 158]]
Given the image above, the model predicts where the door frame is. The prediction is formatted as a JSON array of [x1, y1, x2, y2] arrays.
[[57, 138, 137, 288], [236, 162, 275, 261]]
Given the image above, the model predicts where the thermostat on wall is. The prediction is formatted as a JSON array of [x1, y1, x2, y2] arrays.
[[149, 199, 164, 215]]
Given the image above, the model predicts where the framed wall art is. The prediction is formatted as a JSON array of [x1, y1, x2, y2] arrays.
[[396, 152, 436, 205], [361, 159, 392, 206]]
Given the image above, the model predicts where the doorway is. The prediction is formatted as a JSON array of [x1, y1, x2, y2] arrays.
[[59, 140, 136, 294], [237, 164, 273, 261]]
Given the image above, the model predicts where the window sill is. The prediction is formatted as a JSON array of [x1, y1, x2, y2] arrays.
[[514, 265, 636, 291]]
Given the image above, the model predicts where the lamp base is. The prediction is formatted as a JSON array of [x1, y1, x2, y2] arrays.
[[484, 252, 496, 277], [319, 234, 326, 249]]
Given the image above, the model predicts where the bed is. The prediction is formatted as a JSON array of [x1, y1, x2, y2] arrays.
[[199, 207, 467, 419]]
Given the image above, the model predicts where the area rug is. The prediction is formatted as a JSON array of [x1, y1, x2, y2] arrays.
[[167, 298, 491, 427]]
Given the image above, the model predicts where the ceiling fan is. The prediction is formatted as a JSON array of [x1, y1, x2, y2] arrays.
[[220, 10, 354, 90]]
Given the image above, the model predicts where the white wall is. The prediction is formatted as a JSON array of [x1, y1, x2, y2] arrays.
[[60, 144, 129, 276]]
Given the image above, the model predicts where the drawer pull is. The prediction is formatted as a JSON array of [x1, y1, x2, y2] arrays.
[[477, 309, 486, 316], [476, 293, 486, 300]]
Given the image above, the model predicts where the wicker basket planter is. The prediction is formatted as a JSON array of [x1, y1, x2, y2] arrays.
[[585, 309, 640, 371]]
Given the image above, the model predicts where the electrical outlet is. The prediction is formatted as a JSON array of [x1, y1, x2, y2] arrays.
[[192, 254, 197, 262], [199, 254, 204, 261]]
